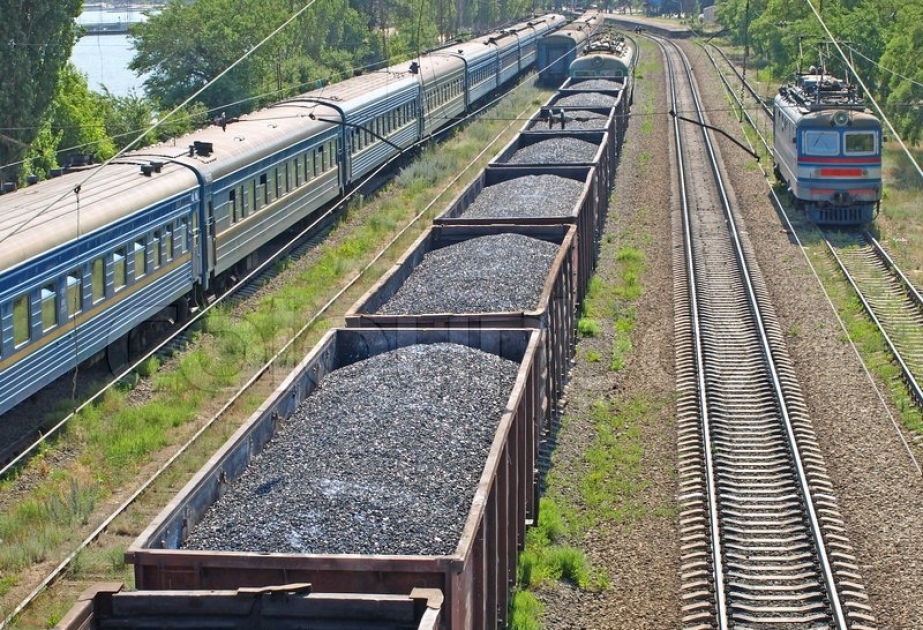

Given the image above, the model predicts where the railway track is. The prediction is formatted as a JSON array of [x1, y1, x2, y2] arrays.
[[825, 231, 923, 407], [657, 35, 876, 629], [703, 40, 923, 426], [0, 86, 543, 629]]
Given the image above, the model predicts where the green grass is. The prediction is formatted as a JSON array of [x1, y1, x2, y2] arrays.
[[577, 317, 600, 337]]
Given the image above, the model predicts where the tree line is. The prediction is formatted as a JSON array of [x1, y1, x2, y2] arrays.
[[0, 0, 543, 184], [716, 0, 923, 144]]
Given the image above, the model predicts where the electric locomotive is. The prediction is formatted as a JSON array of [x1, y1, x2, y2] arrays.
[[772, 68, 882, 225], [566, 31, 636, 105]]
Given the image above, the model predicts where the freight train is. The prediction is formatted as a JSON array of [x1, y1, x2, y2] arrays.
[[772, 67, 882, 225], [0, 13, 568, 418], [118, 29, 636, 630]]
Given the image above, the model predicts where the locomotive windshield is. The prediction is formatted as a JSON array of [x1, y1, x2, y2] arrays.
[[803, 130, 839, 156], [844, 131, 877, 155]]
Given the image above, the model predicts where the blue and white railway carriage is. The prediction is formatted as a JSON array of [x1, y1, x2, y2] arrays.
[[416, 53, 468, 137], [293, 68, 424, 184], [495, 28, 527, 86], [537, 11, 600, 86], [139, 105, 345, 280], [520, 14, 567, 68], [0, 165, 200, 413]]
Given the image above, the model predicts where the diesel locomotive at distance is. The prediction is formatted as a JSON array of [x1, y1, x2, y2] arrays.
[[772, 66, 883, 225], [0, 13, 568, 418]]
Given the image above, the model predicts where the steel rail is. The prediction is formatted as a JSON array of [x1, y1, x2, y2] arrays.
[[676, 37, 849, 629], [825, 231, 923, 410], [662, 37, 728, 630], [698, 42, 771, 156], [661, 34, 849, 629]]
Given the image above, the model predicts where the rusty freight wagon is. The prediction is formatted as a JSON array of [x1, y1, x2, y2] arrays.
[[432, 165, 601, 303], [127, 328, 546, 630], [55, 583, 443, 630], [489, 129, 613, 208], [546, 88, 628, 147], [344, 223, 577, 438]]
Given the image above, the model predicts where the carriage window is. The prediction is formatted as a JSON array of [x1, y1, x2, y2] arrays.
[[91, 257, 105, 303], [13, 294, 30, 347], [113, 248, 127, 291], [66, 272, 82, 318], [41, 285, 57, 332], [845, 131, 876, 155], [229, 189, 238, 223], [151, 231, 161, 269], [803, 130, 839, 156], [134, 240, 146, 279], [165, 226, 174, 261]]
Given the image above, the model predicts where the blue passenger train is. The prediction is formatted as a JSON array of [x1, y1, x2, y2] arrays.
[[0, 13, 567, 417], [537, 10, 602, 86]]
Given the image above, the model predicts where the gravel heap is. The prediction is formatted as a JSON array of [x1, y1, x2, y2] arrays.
[[555, 92, 621, 107], [182, 343, 520, 556], [529, 110, 610, 131], [505, 137, 599, 165], [567, 79, 625, 91], [459, 174, 585, 219], [374, 233, 559, 314]]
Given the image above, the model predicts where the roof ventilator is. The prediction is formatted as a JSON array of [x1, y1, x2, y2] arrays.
[[189, 141, 214, 157]]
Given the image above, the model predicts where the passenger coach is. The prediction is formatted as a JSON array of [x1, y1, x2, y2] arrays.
[[0, 13, 566, 417]]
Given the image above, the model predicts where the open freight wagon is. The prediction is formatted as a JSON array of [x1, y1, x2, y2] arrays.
[[344, 223, 577, 443], [545, 88, 628, 147], [432, 165, 601, 304], [489, 129, 612, 210], [127, 328, 547, 630], [55, 583, 443, 630]]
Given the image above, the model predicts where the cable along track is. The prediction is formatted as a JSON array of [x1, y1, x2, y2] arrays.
[[825, 230, 923, 408], [656, 36, 876, 630]]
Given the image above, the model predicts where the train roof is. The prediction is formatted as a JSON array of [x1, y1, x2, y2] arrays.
[[0, 161, 197, 274], [0, 13, 566, 275], [776, 72, 868, 113]]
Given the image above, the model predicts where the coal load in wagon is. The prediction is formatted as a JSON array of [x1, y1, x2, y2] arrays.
[[182, 343, 519, 556], [555, 92, 621, 107], [374, 233, 559, 315], [567, 79, 625, 91], [458, 174, 586, 220], [506, 137, 599, 165], [530, 109, 609, 130]]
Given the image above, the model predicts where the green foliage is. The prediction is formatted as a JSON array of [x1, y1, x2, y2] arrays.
[[49, 64, 118, 161], [129, 0, 375, 113], [509, 590, 543, 630], [0, 0, 83, 179], [577, 318, 600, 337]]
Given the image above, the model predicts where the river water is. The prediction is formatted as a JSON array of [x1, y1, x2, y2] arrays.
[[72, 9, 153, 97]]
